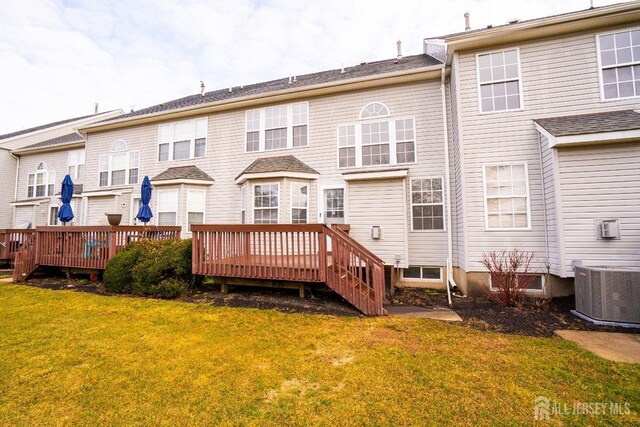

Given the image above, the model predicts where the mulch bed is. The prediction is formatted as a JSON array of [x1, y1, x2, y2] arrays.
[[392, 288, 640, 337]]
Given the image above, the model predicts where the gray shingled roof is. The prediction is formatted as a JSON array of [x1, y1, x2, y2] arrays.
[[237, 155, 319, 180], [151, 165, 214, 182], [55, 184, 84, 196], [0, 113, 99, 142], [101, 54, 441, 123], [534, 110, 640, 137], [17, 132, 84, 152]]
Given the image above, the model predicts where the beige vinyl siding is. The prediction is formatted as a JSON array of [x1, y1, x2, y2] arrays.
[[13, 205, 35, 228], [85, 196, 119, 225], [0, 151, 16, 227], [349, 179, 408, 267], [455, 24, 640, 272], [84, 80, 448, 264], [557, 142, 640, 275], [15, 150, 69, 201], [538, 134, 562, 276]]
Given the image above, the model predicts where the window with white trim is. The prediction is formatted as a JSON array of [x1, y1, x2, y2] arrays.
[[477, 49, 522, 112], [49, 206, 59, 226], [240, 184, 247, 224], [186, 189, 205, 231], [67, 149, 85, 180], [338, 104, 415, 168], [598, 29, 640, 100], [99, 142, 139, 187], [27, 162, 55, 198], [245, 102, 308, 152], [411, 178, 444, 231], [157, 189, 178, 226], [290, 182, 308, 224], [483, 163, 530, 230], [403, 267, 442, 281], [158, 118, 207, 161], [253, 184, 279, 224]]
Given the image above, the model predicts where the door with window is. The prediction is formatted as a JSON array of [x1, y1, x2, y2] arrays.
[[320, 187, 346, 226]]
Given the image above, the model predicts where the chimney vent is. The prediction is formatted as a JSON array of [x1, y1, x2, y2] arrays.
[[396, 40, 402, 61], [464, 12, 471, 31], [340, 64, 345, 74], [292, 75, 297, 83], [288, 75, 292, 84], [94, 103, 99, 114], [200, 81, 205, 96]]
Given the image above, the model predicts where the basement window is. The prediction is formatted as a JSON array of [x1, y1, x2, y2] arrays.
[[403, 267, 442, 281], [489, 273, 544, 291]]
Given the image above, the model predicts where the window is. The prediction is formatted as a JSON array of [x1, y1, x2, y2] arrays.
[[483, 163, 530, 230], [253, 184, 279, 224], [158, 118, 207, 161], [132, 198, 142, 224], [490, 273, 544, 291], [360, 102, 390, 119], [403, 267, 442, 281], [245, 102, 308, 152], [290, 183, 308, 224], [477, 49, 522, 112], [27, 162, 55, 198], [157, 189, 178, 226], [411, 178, 444, 231], [67, 149, 85, 180], [186, 189, 205, 231], [240, 185, 247, 224], [99, 145, 139, 187], [337, 104, 416, 168], [598, 29, 640, 100], [49, 206, 59, 226]]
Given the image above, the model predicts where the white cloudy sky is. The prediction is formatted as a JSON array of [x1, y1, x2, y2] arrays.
[[0, 0, 631, 133]]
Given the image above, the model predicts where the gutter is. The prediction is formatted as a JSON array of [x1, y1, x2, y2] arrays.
[[440, 68, 458, 306], [79, 64, 445, 133]]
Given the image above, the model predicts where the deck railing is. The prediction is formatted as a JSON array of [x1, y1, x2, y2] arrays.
[[192, 224, 385, 315], [0, 229, 36, 260]]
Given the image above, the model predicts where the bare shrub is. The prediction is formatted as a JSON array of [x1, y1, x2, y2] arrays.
[[481, 249, 537, 307]]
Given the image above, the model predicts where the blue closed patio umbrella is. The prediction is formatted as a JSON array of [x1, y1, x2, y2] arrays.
[[57, 174, 75, 225], [136, 176, 153, 223]]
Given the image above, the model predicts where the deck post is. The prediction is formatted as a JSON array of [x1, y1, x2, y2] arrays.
[[220, 277, 228, 293], [108, 228, 117, 260], [299, 283, 305, 299]]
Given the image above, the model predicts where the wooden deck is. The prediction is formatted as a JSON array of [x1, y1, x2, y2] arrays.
[[0, 229, 35, 261], [12, 226, 181, 280], [192, 224, 386, 316]]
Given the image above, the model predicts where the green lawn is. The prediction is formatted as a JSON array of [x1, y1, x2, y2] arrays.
[[0, 284, 638, 426]]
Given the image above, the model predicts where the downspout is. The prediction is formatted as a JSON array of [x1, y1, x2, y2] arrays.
[[440, 67, 458, 306], [536, 132, 552, 291], [10, 151, 20, 227]]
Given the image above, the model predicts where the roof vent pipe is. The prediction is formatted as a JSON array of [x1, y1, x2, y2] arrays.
[[200, 81, 205, 96], [396, 40, 402, 61], [94, 102, 99, 114], [292, 75, 297, 83], [464, 12, 471, 31]]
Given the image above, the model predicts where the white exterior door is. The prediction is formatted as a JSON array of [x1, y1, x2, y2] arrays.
[[319, 186, 346, 226]]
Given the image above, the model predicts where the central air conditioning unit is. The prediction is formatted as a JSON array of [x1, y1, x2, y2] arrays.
[[574, 266, 640, 325]]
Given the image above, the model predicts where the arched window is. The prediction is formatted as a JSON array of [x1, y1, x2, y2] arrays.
[[113, 140, 128, 152], [360, 102, 390, 119], [28, 162, 55, 198]]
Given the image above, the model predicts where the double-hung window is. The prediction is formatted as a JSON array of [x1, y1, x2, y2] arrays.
[[28, 162, 55, 198], [99, 141, 139, 187], [67, 149, 85, 180], [477, 49, 522, 112], [157, 189, 178, 226], [253, 184, 279, 224], [290, 183, 308, 224], [410, 178, 444, 231], [158, 118, 207, 161], [186, 189, 205, 231], [598, 29, 640, 100], [245, 102, 308, 152], [337, 102, 416, 168], [240, 185, 248, 224], [483, 163, 530, 230]]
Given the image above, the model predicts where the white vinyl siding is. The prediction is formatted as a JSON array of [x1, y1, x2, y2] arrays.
[[483, 163, 531, 230], [410, 178, 445, 231], [186, 189, 205, 231], [597, 28, 640, 100], [253, 184, 279, 224], [157, 189, 178, 226], [477, 48, 522, 113], [158, 118, 208, 161], [245, 102, 308, 152]]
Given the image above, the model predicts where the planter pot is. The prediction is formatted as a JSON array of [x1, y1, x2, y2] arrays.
[[105, 214, 122, 226]]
